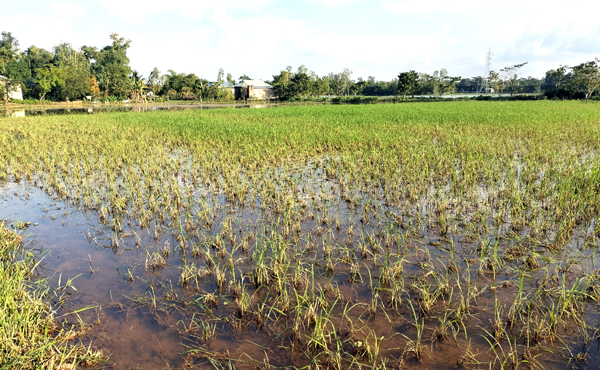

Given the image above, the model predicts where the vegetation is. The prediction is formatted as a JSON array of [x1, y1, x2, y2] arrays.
[[1, 101, 600, 368], [2, 31, 599, 103], [544, 58, 600, 99], [0, 224, 103, 369]]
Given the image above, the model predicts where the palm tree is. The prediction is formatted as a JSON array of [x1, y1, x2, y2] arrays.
[[128, 70, 146, 102]]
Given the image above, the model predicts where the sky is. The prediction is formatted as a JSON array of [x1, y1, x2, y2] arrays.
[[1, 0, 599, 82]]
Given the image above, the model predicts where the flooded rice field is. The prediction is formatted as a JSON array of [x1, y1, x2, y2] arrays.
[[2, 102, 600, 369]]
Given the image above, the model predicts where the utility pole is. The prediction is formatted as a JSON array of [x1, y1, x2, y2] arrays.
[[481, 48, 493, 94]]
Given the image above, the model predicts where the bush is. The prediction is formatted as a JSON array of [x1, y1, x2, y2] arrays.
[[473, 94, 543, 101]]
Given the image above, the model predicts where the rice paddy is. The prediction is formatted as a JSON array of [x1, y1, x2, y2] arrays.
[[0, 222, 103, 369], [1, 100, 600, 369]]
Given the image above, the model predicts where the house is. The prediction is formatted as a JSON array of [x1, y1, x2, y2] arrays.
[[0, 75, 23, 101], [234, 80, 276, 100], [223, 81, 235, 95]]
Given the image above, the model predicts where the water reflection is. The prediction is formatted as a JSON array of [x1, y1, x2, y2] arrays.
[[5, 109, 25, 117]]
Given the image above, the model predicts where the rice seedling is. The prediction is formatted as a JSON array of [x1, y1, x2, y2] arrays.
[[2, 101, 600, 368], [0, 223, 103, 368]]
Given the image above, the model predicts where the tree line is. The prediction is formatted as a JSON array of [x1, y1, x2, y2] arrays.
[[1, 31, 599, 102], [396, 60, 600, 99], [0, 32, 238, 102]]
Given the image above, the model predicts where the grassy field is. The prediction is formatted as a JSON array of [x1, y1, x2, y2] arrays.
[[1, 101, 600, 369], [0, 224, 103, 369]]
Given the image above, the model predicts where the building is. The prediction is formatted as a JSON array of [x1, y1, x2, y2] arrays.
[[0, 75, 23, 101], [223, 81, 235, 95], [234, 80, 276, 100]]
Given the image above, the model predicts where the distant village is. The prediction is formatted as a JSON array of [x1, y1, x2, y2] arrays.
[[1, 31, 599, 103]]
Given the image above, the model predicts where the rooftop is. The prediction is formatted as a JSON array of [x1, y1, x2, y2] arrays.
[[235, 80, 273, 88]]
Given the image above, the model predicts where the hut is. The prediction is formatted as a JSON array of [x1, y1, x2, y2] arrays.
[[234, 80, 276, 100]]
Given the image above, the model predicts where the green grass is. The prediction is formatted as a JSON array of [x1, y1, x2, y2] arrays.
[[0, 224, 102, 369], [2, 100, 600, 368], [2, 100, 599, 239]]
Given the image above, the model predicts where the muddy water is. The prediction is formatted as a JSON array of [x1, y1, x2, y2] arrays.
[[1, 182, 185, 369], [2, 180, 600, 369]]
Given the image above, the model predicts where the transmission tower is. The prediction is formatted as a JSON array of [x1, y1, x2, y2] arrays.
[[481, 48, 493, 93]]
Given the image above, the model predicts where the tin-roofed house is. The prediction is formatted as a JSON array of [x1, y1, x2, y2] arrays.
[[0, 75, 23, 101], [234, 80, 276, 100]]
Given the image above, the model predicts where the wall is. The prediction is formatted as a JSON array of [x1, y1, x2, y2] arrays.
[[0, 80, 23, 100], [253, 88, 277, 99]]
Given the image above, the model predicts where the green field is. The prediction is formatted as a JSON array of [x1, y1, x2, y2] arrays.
[[0, 223, 102, 369], [1, 101, 600, 369]]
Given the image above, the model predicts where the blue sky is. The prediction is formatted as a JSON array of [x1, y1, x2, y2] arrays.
[[1, 0, 599, 81]]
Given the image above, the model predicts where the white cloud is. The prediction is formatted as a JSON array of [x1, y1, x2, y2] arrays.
[[50, 2, 86, 18], [3, 0, 599, 80], [310, 0, 358, 5], [126, 7, 443, 81], [0, 11, 111, 56], [97, 0, 277, 23], [0, 13, 74, 48]]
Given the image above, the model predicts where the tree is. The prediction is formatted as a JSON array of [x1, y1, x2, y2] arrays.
[[44, 43, 91, 101], [207, 68, 234, 101], [571, 59, 600, 100], [544, 66, 568, 95], [147, 67, 164, 96], [500, 62, 528, 96], [488, 71, 502, 95], [341, 68, 353, 95], [4, 59, 30, 82], [290, 72, 310, 97], [0, 32, 28, 97], [84, 33, 132, 97], [448, 77, 462, 95], [161, 70, 207, 100], [53, 43, 88, 68], [415, 73, 434, 95], [271, 69, 293, 99], [238, 74, 251, 83], [325, 69, 354, 96], [128, 70, 146, 102], [0, 32, 20, 74], [55, 65, 90, 101], [430, 69, 460, 96], [35, 64, 64, 100], [90, 77, 100, 98], [518, 76, 542, 94], [297, 64, 308, 74], [431, 69, 446, 95], [473, 76, 485, 93], [350, 78, 366, 96], [397, 70, 418, 98], [22, 46, 53, 76], [217, 68, 224, 86], [3, 59, 30, 99], [226, 73, 234, 87], [313, 76, 330, 96], [328, 72, 343, 95]]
